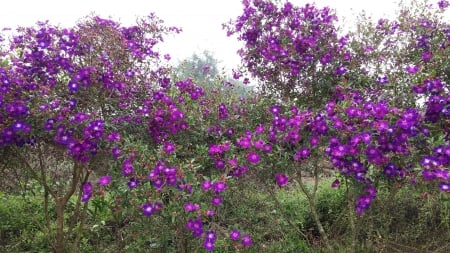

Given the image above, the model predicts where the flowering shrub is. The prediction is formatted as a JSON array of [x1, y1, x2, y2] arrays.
[[223, 0, 449, 250], [344, 0, 450, 107], [0, 14, 186, 252], [0, 0, 449, 252], [224, 0, 350, 104]]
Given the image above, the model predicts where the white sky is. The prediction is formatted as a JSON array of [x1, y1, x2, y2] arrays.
[[0, 0, 444, 71]]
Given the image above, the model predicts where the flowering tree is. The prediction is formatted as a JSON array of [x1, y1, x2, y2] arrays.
[[224, 0, 351, 105], [0, 14, 181, 252], [224, 0, 449, 251], [345, 0, 450, 107]]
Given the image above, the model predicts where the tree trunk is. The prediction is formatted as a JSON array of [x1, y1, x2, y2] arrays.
[[295, 162, 333, 252], [346, 180, 357, 253], [305, 192, 332, 251], [55, 198, 66, 253]]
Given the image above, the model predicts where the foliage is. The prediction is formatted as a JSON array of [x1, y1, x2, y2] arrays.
[[224, 0, 351, 104], [0, 0, 449, 252]]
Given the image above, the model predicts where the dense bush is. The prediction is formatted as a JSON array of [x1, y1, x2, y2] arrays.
[[0, 0, 449, 252]]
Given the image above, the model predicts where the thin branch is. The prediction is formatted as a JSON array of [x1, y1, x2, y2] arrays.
[[63, 162, 82, 203], [69, 169, 90, 243], [37, 143, 52, 230]]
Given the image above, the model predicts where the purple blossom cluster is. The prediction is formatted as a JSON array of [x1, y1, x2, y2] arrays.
[[81, 182, 93, 202], [229, 229, 252, 247], [147, 160, 181, 190], [97, 175, 111, 186], [206, 81, 448, 216], [225, 0, 350, 100], [218, 103, 228, 120], [203, 230, 217, 251], [123, 79, 205, 144], [0, 15, 182, 159], [355, 185, 377, 215], [207, 123, 276, 180], [186, 217, 204, 238], [142, 201, 163, 216], [412, 78, 450, 123], [421, 145, 450, 191]]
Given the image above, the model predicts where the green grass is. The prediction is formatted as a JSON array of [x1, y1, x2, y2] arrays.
[[1, 179, 449, 252]]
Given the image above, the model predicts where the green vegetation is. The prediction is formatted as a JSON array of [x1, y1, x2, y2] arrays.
[[2, 178, 449, 252]]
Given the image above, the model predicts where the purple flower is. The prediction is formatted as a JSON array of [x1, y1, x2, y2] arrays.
[[237, 136, 252, 149], [214, 159, 225, 170], [213, 181, 227, 192], [97, 175, 111, 186], [405, 65, 419, 74], [111, 146, 124, 158], [184, 202, 200, 212], [106, 132, 121, 142], [218, 103, 228, 120], [81, 182, 93, 202], [247, 151, 260, 164], [241, 234, 252, 247], [435, 169, 449, 180], [201, 180, 212, 191], [254, 139, 265, 149], [270, 105, 281, 115], [438, 0, 449, 9], [83, 182, 93, 193], [142, 202, 160, 216], [228, 158, 238, 168], [205, 230, 216, 242], [334, 65, 347, 75], [422, 51, 432, 61], [152, 178, 164, 189], [331, 179, 340, 188], [439, 182, 450, 192], [422, 170, 435, 181], [232, 69, 242, 79], [376, 75, 389, 84], [421, 156, 439, 169], [275, 173, 289, 187], [186, 218, 204, 238], [383, 163, 398, 178], [230, 229, 241, 241], [310, 135, 320, 146], [203, 240, 215, 251], [11, 121, 25, 131], [263, 144, 273, 153], [202, 65, 210, 72], [70, 113, 89, 124], [211, 195, 223, 206], [294, 147, 310, 161], [365, 145, 383, 164], [330, 143, 347, 158], [356, 195, 372, 215], [68, 81, 79, 92], [122, 159, 134, 176], [81, 192, 92, 202], [127, 178, 140, 189], [163, 141, 175, 154], [360, 132, 372, 144]]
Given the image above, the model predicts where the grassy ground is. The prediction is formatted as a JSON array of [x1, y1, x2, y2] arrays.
[[1, 178, 450, 252]]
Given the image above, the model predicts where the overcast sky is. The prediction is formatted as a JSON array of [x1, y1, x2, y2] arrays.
[[0, 0, 444, 70]]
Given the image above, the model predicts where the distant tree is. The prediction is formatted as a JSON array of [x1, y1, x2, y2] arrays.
[[176, 50, 220, 85], [175, 51, 253, 97]]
